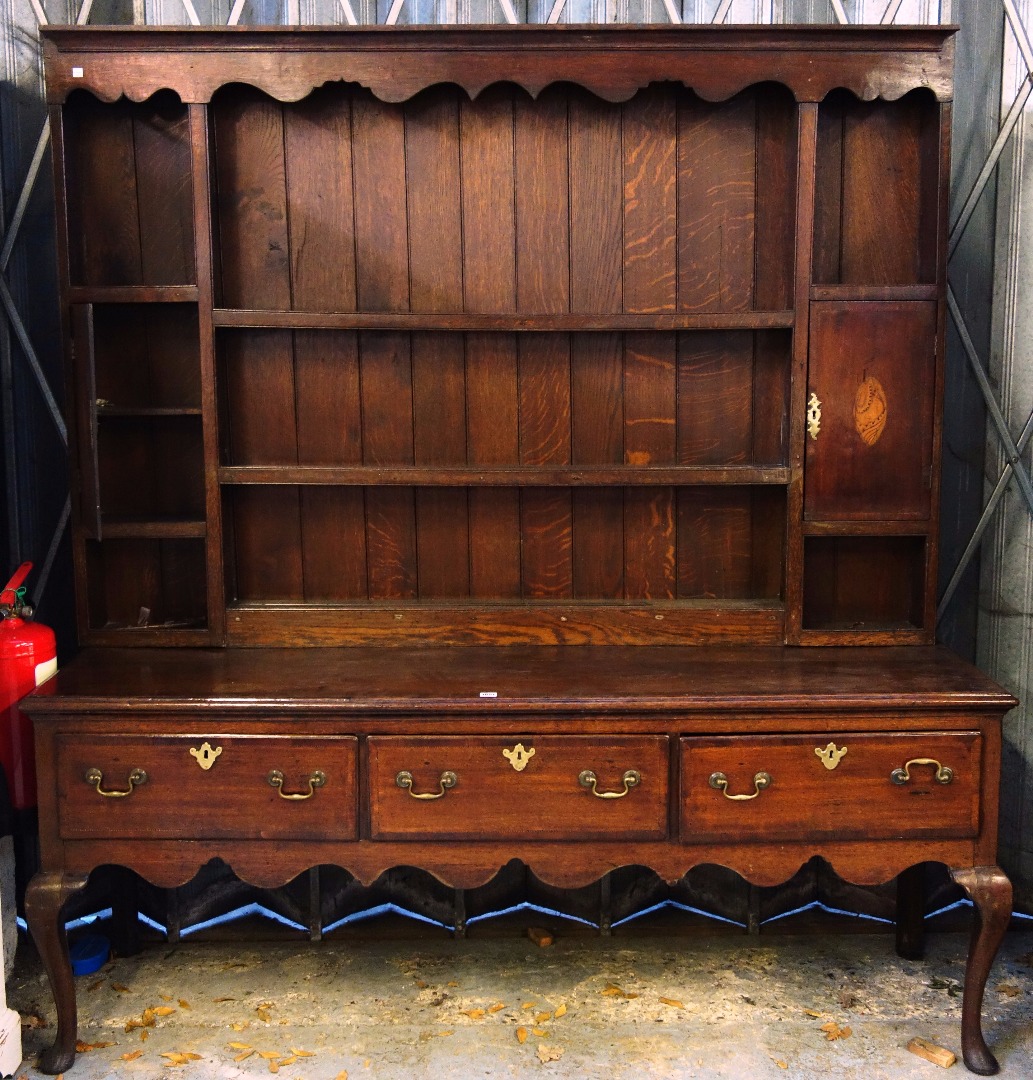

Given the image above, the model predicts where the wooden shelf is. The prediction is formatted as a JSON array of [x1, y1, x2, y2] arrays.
[[100, 517, 207, 539], [219, 465, 791, 487], [226, 599, 786, 648], [802, 520, 930, 536], [809, 285, 938, 302], [69, 285, 198, 304], [97, 406, 202, 418], [212, 309, 795, 332]]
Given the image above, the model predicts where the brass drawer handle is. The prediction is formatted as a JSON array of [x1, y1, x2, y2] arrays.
[[890, 758, 954, 786], [396, 770, 458, 800], [84, 767, 147, 798], [268, 769, 326, 800], [709, 771, 771, 801], [578, 769, 640, 799]]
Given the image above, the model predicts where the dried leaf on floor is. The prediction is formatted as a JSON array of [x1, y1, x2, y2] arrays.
[[553, 1004, 567, 1019], [336, 1072, 349, 1080], [231, 1023, 246, 1032], [151, 1006, 176, 1017], [488, 1003, 506, 1014], [121, 1050, 144, 1062], [447, 981, 459, 988], [86, 979, 104, 993], [160, 995, 174, 1003], [820, 1021, 852, 1041], [536, 1044, 564, 1064], [160, 1051, 202, 1065], [178, 999, 192, 1009], [996, 983, 1022, 997], [259, 1051, 282, 1059], [531, 1027, 549, 1037], [535, 1011, 551, 1023], [228, 1042, 252, 1050], [76, 1039, 115, 1052], [291, 1048, 315, 1057], [802, 1009, 823, 1018], [521, 1002, 536, 1010], [438, 1030, 454, 1038], [414, 979, 428, 989], [773, 1060, 788, 1070], [658, 997, 684, 1009], [140, 1030, 150, 1042], [234, 1050, 255, 1062], [462, 1008, 485, 1019], [516, 1027, 528, 1044], [20, 1014, 47, 1029], [212, 996, 236, 1003], [600, 983, 638, 1000]]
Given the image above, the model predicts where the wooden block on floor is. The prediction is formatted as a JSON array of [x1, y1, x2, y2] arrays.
[[907, 1037, 957, 1068]]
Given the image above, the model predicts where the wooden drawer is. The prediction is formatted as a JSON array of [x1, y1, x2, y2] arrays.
[[368, 736, 669, 841], [680, 732, 981, 843], [57, 734, 357, 841]]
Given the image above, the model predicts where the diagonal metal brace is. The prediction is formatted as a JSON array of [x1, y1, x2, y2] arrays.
[[938, 404, 1033, 622]]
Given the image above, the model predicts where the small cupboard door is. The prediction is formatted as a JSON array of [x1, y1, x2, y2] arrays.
[[805, 301, 937, 520]]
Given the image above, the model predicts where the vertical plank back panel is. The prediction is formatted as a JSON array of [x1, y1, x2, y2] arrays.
[[285, 88, 357, 312], [569, 88, 623, 313], [133, 93, 195, 286], [572, 333, 625, 599], [514, 86, 570, 314], [676, 331, 753, 467], [841, 94, 924, 285], [462, 87, 520, 597], [220, 330, 298, 466], [417, 489, 471, 598], [753, 86, 796, 311], [65, 95, 143, 286], [212, 88, 291, 309], [352, 91, 410, 312], [677, 488, 753, 600], [359, 332, 416, 599], [461, 86, 516, 313], [677, 91, 756, 312], [406, 87, 464, 313], [301, 488, 368, 601], [623, 85, 677, 314], [624, 331, 676, 598], [230, 487, 304, 602], [294, 330, 367, 601]]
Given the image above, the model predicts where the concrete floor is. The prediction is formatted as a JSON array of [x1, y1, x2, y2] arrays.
[[6, 924, 1033, 1079]]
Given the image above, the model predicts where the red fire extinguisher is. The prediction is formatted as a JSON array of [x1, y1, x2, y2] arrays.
[[0, 562, 57, 811]]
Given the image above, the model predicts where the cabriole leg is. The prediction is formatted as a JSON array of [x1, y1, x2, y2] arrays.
[[24, 871, 90, 1075], [950, 865, 1013, 1076]]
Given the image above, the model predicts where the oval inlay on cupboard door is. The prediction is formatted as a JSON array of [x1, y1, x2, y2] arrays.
[[854, 376, 888, 446]]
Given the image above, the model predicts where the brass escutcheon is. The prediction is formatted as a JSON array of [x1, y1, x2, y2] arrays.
[[578, 769, 640, 800], [189, 742, 222, 771], [709, 770, 771, 801], [806, 392, 822, 440], [85, 767, 147, 798], [502, 743, 535, 772], [815, 743, 848, 771], [267, 769, 326, 800], [396, 770, 458, 800], [890, 758, 953, 786]]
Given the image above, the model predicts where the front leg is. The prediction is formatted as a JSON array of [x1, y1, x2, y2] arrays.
[[24, 872, 90, 1075], [949, 865, 1013, 1076]]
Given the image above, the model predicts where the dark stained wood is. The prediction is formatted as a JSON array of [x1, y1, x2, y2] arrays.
[[284, 88, 356, 312], [405, 87, 463, 313], [369, 735, 668, 841], [805, 302, 937, 521], [38, 28, 1015, 1079], [352, 91, 409, 313], [680, 732, 981, 843], [212, 87, 290, 310], [569, 88, 622, 314], [514, 86, 569, 314], [677, 91, 756, 313], [623, 85, 677, 314], [212, 310, 796, 330]]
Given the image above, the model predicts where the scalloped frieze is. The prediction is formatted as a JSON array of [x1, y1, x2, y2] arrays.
[[42, 28, 955, 107]]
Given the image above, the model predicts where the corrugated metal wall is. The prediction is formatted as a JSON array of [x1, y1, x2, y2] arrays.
[[5, 1, 1033, 933]]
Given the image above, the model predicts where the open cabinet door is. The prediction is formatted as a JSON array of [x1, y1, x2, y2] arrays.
[[804, 301, 937, 522]]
